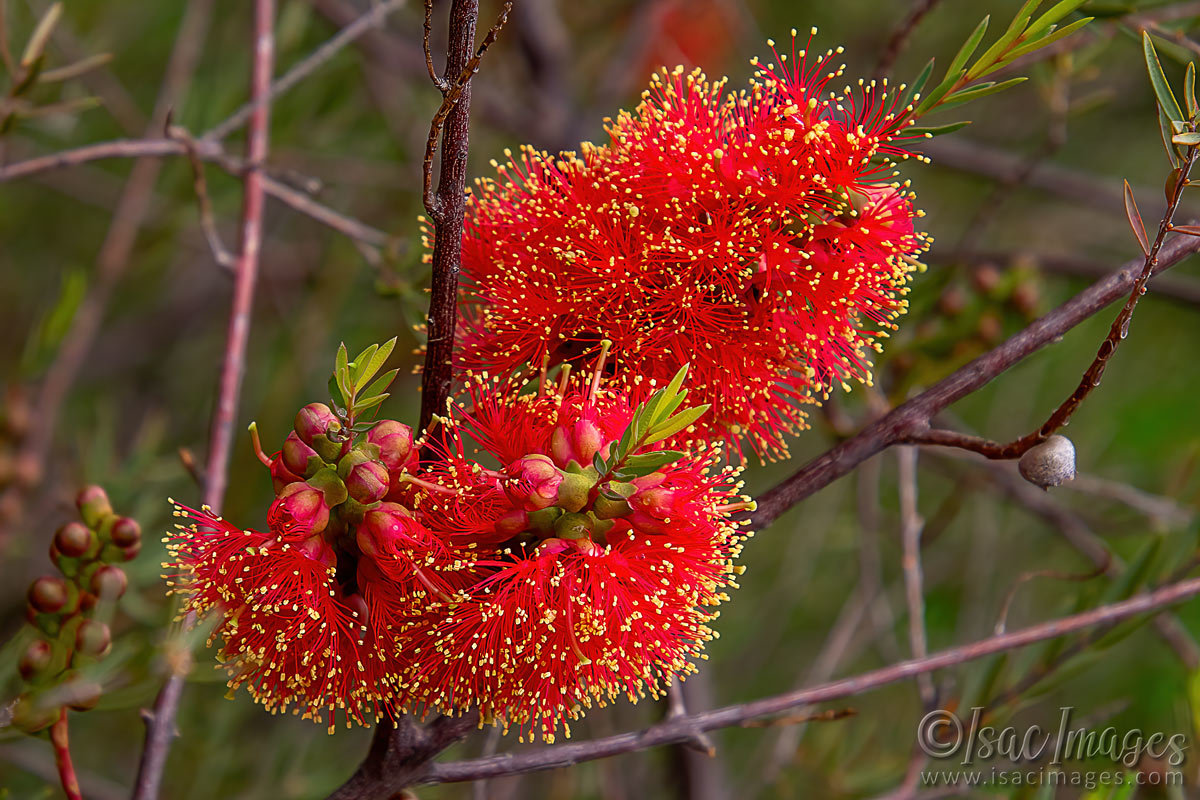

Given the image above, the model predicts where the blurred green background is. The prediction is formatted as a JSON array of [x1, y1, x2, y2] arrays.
[[4, 0, 1200, 797]]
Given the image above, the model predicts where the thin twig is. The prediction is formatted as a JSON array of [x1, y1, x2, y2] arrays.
[[750, 231, 1200, 531], [874, 0, 943, 79], [900, 146, 1200, 460], [169, 123, 236, 270], [420, 575, 1200, 784], [131, 1, 275, 797], [897, 447, 934, 707]]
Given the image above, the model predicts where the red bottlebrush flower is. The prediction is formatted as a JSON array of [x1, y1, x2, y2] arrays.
[[451, 30, 927, 459], [392, 374, 750, 741], [164, 503, 424, 730]]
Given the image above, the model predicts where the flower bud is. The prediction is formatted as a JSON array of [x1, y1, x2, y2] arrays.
[[27, 577, 67, 614], [494, 507, 529, 538], [339, 451, 390, 505], [295, 403, 340, 445], [54, 522, 95, 558], [282, 431, 323, 478], [556, 471, 595, 513], [357, 502, 417, 559], [10, 694, 57, 732], [76, 619, 112, 658], [268, 482, 331, 538], [270, 456, 303, 493], [506, 455, 564, 511], [526, 506, 563, 537], [19, 640, 53, 681], [554, 511, 593, 540], [110, 517, 141, 548], [64, 677, 103, 711], [75, 485, 112, 528], [550, 417, 608, 467], [90, 566, 127, 599], [1019, 435, 1076, 489], [367, 420, 416, 476]]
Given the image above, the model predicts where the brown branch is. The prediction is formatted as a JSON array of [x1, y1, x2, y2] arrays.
[[900, 146, 1200, 461], [750, 230, 1200, 532], [327, 714, 481, 800], [874, 0, 943, 79], [418, 575, 1200, 784], [131, 1, 275, 798]]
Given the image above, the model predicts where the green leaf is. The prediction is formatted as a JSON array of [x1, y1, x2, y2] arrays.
[[620, 450, 686, 477], [360, 368, 399, 401], [1187, 62, 1198, 120], [353, 393, 389, 413], [593, 452, 608, 475], [327, 374, 341, 406], [1159, 103, 1183, 167], [1173, 131, 1200, 145], [638, 388, 668, 434], [966, 21, 1025, 81], [946, 16, 990, 79], [20, 2, 62, 70], [661, 366, 690, 409], [914, 68, 965, 116], [900, 58, 936, 110], [646, 405, 710, 445], [937, 77, 1027, 111], [905, 121, 972, 138], [1025, 0, 1088, 39], [354, 337, 398, 391], [1145, 31, 1185, 122], [336, 342, 349, 376], [351, 344, 379, 388], [1000, 16, 1092, 64]]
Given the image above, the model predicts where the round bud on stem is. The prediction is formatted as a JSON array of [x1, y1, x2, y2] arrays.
[[64, 677, 103, 712], [90, 566, 128, 599], [268, 482, 332, 539], [282, 431, 322, 479], [1018, 435, 1076, 489], [295, 403, 345, 463], [54, 522, 94, 558], [75, 485, 112, 527], [75, 619, 112, 658], [27, 577, 68, 614], [367, 420, 416, 477], [110, 517, 141, 549], [339, 451, 390, 505], [18, 640, 53, 681]]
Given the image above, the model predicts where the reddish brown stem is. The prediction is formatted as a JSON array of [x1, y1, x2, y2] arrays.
[[131, 2, 275, 798], [50, 710, 82, 800]]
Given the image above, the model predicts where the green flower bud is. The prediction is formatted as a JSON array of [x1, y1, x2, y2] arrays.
[[554, 512, 593, 541], [75, 485, 112, 528]]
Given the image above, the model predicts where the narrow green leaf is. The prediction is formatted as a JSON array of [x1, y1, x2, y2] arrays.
[[1123, 180, 1151, 256], [638, 388, 668, 434], [351, 344, 378, 388], [1173, 131, 1200, 146], [900, 58, 936, 110], [904, 121, 972, 138], [354, 393, 389, 413], [1006, 0, 1043, 34], [40, 53, 113, 84], [946, 16, 990, 80], [593, 452, 608, 474], [1187, 62, 1198, 120], [657, 390, 688, 422], [914, 69, 965, 116], [646, 405, 710, 445], [327, 375, 341, 406], [1160, 104, 1183, 167], [336, 342, 349, 377], [1145, 31, 1185, 122], [355, 337, 398, 391], [966, 24, 1025, 81], [936, 77, 1027, 112], [621, 450, 686, 476], [999, 16, 1092, 65], [361, 368, 399, 401], [1026, 0, 1088, 39], [661, 366, 690, 408], [20, 2, 62, 69]]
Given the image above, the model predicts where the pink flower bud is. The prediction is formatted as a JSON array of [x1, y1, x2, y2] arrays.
[[270, 456, 303, 494], [109, 517, 141, 548], [345, 458, 389, 505], [367, 420, 416, 476], [356, 502, 420, 559], [282, 431, 321, 478], [75, 619, 111, 657], [75, 485, 112, 527], [18, 640, 53, 681], [549, 416, 608, 468], [90, 565, 127, 599], [505, 455, 564, 511], [292, 533, 337, 568], [27, 577, 67, 614], [494, 507, 529, 537], [268, 482, 331, 539], [54, 521, 94, 558], [294, 403, 340, 446]]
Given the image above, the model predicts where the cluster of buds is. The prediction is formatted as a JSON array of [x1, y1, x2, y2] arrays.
[[259, 401, 416, 568], [10, 486, 138, 733]]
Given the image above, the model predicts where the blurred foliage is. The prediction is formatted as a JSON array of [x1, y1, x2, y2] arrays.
[[3, 0, 1200, 798]]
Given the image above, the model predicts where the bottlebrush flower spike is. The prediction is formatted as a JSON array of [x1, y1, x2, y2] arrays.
[[450, 29, 929, 459], [164, 502, 439, 730], [397, 365, 752, 741]]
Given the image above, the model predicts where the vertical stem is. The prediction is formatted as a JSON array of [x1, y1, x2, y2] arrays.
[[418, 0, 479, 435], [131, 2, 275, 798], [897, 446, 934, 707], [50, 710, 82, 800]]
